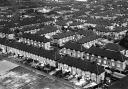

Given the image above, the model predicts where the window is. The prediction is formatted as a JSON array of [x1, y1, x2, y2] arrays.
[[63, 64, 68, 71], [45, 42, 50, 50], [80, 52, 84, 59], [59, 49, 63, 55], [103, 60, 107, 65], [91, 73, 96, 82], [97, 58, 102, 64], [76, 68, 82, 76], [38, 42, 41, 47], [111, 61, 115, 67], [30, 40, 33, 45], [67, 49, 71, 56], [90, 55, 95, 61], [77, 51, 81, 58], [41, 43, 44, 48], [63, 48, 67, 54], [34, 41, 37, 46], [72, 50, 76, 57], [116, 62, 121, 68], [72, 67, 76, 75], [86, 53, 90, 60], [58, 63, 62, 70], [85, 72, 91, 80]]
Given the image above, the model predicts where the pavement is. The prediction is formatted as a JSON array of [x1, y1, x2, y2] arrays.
[[0, 60, 19, 75]]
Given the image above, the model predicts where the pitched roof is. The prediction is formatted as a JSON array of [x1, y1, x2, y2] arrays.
[[69, 21, 84, 26], [87, 46, 127, 62], [22, 33, 51, 43], [56, 20, 68, 26], [77, 30, 96, 37], [58, 56, 104, 75], [104, 43, 124, 52], [53, 31, 75, 39], [93, 25, 110, 32], [77, 35, 99, 44], [62, 41, 87, 52], [6, 41, 57, 61], [35, 26, 58, 35]]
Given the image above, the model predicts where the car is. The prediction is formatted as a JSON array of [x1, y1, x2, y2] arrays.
[[74, 78, 87, 87], [63, 73, 74, 80], [49, 68, 61, 75], [52, 70, 62, 76], [42, 65, 56, 73]]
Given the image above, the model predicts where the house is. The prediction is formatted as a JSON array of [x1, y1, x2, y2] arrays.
[[77, 35, 101, 49], [59, 41, 87, 59], [18, 33, 52, 50], [86, 46, 128, 71], [104, 43, 124, 52], [52, 31, 76, 46], [2, 40, 57, 68], [77, 30, 96, 37], [93, 26, 127, 40], [35, 25, 61, 39], [57, 56, 105, 85]]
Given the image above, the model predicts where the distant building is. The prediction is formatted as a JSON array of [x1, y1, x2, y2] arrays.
[[77, 35, 100, 49], [52, 31, 77, 46]]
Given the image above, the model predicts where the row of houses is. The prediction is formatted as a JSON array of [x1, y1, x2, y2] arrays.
[[57, 55, 105, 85], [0, 38, 57, 67], [58, 40, 128, 72], [59, 41, 87, 59], [18, 32, 53, 50], [0, 37, 105, 86], [52, 31, 78, 46]]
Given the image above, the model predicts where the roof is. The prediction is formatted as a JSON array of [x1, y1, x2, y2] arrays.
[[56, 20, 68, 26], [77, 30, 96, 37], [35, 26, 58, 35], [58, 56, 104, 75], [0, 38, 6, 45], [87, 46, 127, 62], [93, 25, 110, 32], [104, 43, 124, 52], [62, 41, 87, 52], [77, 35, 99, 44], [53, 31, 75, 39], [94, 25, 127, 33], [69, 21, 84, 26], [108, 76, 128, 89], [6, 41, 57, 61], [22, 33, 51, 43]]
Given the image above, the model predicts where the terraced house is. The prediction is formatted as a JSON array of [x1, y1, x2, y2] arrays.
[[18, 33, 52, 50], [77, 35, 101, 49], [0, 38, 57, 68], [85, 46, 127, 72], [52, 31, 78, 46], [57, 56, 105, 85], [35, 25, 61, 39], [59, 41, 87, 59]]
